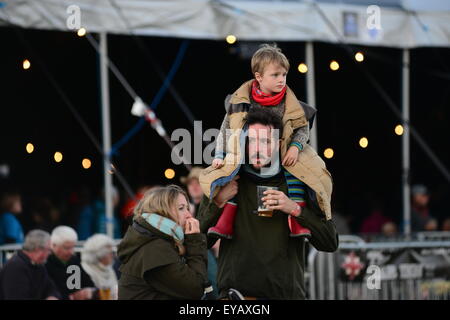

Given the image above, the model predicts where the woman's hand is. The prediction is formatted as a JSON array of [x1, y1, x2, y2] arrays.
[[262, 189, 300, 216], [69, 288, 94, 300], [213, 176, 239, 208], [184, 217, 200, 234]]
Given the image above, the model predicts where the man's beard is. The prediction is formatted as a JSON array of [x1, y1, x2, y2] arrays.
[[249, 152, 272, 170]]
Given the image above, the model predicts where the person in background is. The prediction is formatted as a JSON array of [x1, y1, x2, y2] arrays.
[[442, 218, 450, 232], [182, 167, 219, 299], [120, 185, 156, 234], [29, 197, 61, 233], [360, 199, 391, 234], [77, 186, 121, 240], [65, 186, 92, 229], [120, 185, 152, 220], [331, 211, 351, 235], [46, 226, 97, 300], [0, 230, 60, 300], [181, 167, 204, 216], [381, 221, 398, 238], [81, 234, 119, 300], [0, 190, 24, 245], [411, 184, 437, 232]]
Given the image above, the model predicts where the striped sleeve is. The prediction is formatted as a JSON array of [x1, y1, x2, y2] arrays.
[[283, 171, 306, 206]]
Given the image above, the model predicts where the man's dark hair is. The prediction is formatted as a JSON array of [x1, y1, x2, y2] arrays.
[[244, 108, 283, 135]]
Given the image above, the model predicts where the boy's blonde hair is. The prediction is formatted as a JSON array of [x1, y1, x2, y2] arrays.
[[251, 43, 290, 75], [134, 185, 190, 255]]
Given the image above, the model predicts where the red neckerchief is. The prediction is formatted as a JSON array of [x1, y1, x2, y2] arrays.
[[251, 80, 286, 106]]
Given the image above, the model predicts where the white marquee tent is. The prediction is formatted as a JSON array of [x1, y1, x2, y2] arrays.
[[1, 0, 450, 48]]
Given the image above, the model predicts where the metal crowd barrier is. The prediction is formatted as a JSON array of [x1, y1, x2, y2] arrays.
[[355, 231, 450, 243], [416, 231, 450, 242], [307, 235, 450, 300]]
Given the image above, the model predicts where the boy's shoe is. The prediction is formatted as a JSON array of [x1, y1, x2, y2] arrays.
[[289, 216, 311, 237], [207, 201, 237, 239]]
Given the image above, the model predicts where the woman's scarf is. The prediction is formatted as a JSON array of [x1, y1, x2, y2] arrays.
[[81, 261, 118, 299], [251, 80, 286, 106], [141, 213, 184, 243]]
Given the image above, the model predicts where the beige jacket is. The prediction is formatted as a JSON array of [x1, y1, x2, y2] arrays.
[[199, 80, 333, 220]]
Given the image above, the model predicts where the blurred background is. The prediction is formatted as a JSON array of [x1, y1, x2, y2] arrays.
[[1, 0, 450, 300]]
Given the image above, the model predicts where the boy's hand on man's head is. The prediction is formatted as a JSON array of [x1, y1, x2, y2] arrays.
[[282, 146, 299, 167]]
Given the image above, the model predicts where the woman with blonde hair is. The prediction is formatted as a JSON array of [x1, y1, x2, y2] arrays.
[[117, 185, 208, 300]]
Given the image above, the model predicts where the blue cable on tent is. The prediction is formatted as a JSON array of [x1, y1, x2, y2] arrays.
[[109, 39, 190, 157]]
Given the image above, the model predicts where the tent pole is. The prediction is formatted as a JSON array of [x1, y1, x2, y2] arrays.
[[100, 32, 114, 239], [306, 41, 318, 151], [402, 49, 411, 236]]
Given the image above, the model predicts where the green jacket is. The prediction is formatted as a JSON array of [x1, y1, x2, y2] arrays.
[[197, 169, 338, 300], [117, 216, 208, 300]]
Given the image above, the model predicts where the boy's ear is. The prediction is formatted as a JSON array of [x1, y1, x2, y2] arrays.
[[254, 72, 262, 83]]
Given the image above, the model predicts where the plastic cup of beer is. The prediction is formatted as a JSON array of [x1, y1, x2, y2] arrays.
[[257, 186, 278, 217], [99, 287, 111, 300]]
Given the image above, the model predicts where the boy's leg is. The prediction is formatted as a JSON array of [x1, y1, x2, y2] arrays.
[[208, 198, 237, 239], [289, 202, 311, 237]]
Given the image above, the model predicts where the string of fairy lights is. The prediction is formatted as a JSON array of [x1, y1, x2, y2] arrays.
[[19, 30, 407, 180], [20, 29, 92, 172]]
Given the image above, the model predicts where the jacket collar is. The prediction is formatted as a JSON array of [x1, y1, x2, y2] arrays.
[[47, 253, 76, 267], [18, 250, 39, 267], [229, 80, 305, 122], [134, 216, 174, 242]]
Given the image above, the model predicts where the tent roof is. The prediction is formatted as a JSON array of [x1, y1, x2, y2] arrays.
[[1, 0, 450, 48]]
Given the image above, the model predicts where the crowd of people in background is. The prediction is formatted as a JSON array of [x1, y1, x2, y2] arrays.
[[0, 227, 118, 300], [0, 168, 449, 300], [1, 175, 449, 249]]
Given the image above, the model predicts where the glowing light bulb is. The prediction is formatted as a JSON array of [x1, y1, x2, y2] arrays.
[[82, 158, 91, 169], [54, 152, 63, 163], [226, 35, 237, 44], [395, 125, 404, 136], [77, 28, 86, 37], [298, 63, 308, 73], [165, 168, 175, 179], [355, 52, 364, 62], [26, 143, 34, 154], [23, 59, 31, 70], [324, 148, 334, 159], [330, 60, 340, 71], [359, 137, 369, 148]]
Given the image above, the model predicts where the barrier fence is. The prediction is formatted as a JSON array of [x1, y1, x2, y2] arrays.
[[307, 234, 450, 300]]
